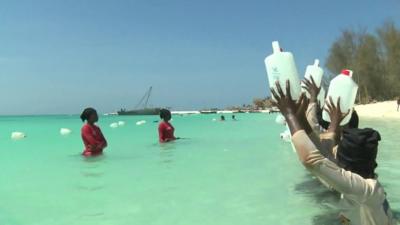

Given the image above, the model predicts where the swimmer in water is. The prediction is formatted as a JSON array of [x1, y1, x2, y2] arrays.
[[271, 80, 396, 225], [80, 108, 107, 157], [220, 115, 225, 121], [158, 109, 179, 143], [232, 115, 237, 120]]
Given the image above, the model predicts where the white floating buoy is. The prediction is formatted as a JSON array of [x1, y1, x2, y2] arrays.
[[136, 120, 146, 126], [11, 132, 26, 140], [275, 114, 286, 126], [118, 121, 125, 126], [110, 122, 119, 128], [60, 128, 72, 136], [280, 129, 291, 143]]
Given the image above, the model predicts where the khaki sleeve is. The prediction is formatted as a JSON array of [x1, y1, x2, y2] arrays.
[[309, 131, 322, 152], [320, 132, 336, 141], [291, 130, 373, 202], [306, 103, 320, 135], [319, 132, 337, 163], [291, 130, 322, 164]]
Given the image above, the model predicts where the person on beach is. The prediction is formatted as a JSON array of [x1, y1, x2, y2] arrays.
[[80, 107, 107, 157], [271, 80, 396, 225], [159, 109, 178, 143], [397, 98, 400, 112]]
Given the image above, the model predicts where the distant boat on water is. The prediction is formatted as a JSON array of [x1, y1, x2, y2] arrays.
[[200, 110, 217, 114], [118, 87, 161, 116]]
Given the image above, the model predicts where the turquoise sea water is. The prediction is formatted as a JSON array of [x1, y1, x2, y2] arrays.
[[0, 114, 399, 225]]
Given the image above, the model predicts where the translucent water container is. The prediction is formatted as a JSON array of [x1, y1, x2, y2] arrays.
[[302, 59, 324, 102], [265, 41, 301, 100], [322, 69, 358, 125], [304, 59, 324, 87]]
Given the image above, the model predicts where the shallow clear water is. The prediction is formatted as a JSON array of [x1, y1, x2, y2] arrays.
[[0, 114, 398, 225]]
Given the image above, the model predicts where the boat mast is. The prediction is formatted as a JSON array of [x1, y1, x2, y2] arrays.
[[143, 86, 152, 109], [134, 87, 152, 109]]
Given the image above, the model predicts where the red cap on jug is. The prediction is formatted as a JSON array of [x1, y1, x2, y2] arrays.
[[341, 69, 351, 76]]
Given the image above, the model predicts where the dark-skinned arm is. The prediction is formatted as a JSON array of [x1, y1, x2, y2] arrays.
[[271, 80, 318, 164], [271, 79, 317, 137], [302, 76, 321, 134], [319, 96, 350, 162], [303, 77, 347, 159], [271, 80, 307, 135], [325, 96, 349, 144], [270, 81, 373, 201]]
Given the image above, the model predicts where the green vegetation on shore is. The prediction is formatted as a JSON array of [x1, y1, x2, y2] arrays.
[[255, 21, 400, 106], [326, 21, 400, 104]]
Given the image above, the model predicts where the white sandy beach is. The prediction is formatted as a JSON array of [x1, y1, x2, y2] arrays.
[[355, 101, 400, 119]]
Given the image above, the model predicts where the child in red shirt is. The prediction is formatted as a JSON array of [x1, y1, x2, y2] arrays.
[[80, 108, 107, 157], [158, 109, 179, 143]]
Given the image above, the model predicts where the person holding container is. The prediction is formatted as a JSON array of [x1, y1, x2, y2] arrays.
[[270, 80, 396, 225]]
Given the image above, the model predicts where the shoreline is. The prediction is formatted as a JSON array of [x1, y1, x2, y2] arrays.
[[355, 100, 400, 119]]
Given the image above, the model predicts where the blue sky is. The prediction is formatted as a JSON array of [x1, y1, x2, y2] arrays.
[[0, 0, 399, 115]]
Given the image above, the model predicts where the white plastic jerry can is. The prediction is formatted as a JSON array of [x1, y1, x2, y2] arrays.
[[323, 69, 358, 125], [302, 59, 325, 102], [304, 59, 324, 88], [265, 41, 301, 100]]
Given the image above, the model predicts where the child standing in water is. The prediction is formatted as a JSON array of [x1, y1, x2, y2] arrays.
[[158, 109, 178, 143], [80, 108, 107, 157]]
